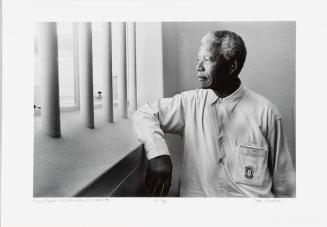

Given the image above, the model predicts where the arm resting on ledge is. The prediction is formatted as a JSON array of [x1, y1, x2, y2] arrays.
[[133, 94, 185, 196]]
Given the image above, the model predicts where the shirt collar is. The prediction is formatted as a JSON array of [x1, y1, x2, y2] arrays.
[[207, 84, 245, 110]]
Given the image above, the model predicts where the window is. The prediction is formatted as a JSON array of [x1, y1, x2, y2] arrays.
[[92, 23, 118, 108], [57, 23, 75, 109], [34, 22, 120, 115], [34, 23, 76, 113], [33, 22, 160, 197]]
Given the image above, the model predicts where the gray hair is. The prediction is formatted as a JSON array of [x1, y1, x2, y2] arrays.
[[201, 30, 247, 75]]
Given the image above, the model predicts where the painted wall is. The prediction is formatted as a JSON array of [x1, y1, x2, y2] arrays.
[[135, 22, 164, 106], [161, 23, 183, 196], [161, 22, 296, 195]]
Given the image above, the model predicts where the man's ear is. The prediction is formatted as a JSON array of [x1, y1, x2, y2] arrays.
[[229, 59, 238, 75]]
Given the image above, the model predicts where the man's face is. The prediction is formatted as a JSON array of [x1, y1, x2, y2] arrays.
[[196, 40, 230, 89]]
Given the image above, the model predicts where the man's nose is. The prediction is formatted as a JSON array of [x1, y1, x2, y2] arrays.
[[196, 60, 204, 71]]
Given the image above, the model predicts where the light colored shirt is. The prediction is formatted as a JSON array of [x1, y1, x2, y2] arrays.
[[133, 85, 295, 197]]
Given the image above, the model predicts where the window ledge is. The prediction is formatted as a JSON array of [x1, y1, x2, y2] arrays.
[[34, 108, 141, 197]]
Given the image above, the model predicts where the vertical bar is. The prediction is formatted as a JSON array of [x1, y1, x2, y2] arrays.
[[113, 22, 127, 119], [37, 22, 61, 138], [99, 22, 114, 122], [73, 23, 80, 110], [77, 22, 94, 129], [127, 22, 137, 115]]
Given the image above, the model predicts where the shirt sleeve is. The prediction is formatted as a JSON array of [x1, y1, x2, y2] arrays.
[[132, 94, 185, 160], [267, 118, 296, 197]]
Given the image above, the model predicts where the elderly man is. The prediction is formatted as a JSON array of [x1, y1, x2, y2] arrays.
[[133, 30, 295, 197]]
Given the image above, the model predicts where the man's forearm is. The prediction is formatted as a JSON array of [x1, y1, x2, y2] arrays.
[[132, 103, 171, 160], [133, 94, 185, 159]]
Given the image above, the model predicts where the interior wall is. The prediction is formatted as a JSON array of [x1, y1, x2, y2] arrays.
[[162, 22, 296, 177], [161, 23, 183, 196], [135, 22, 164, 107]]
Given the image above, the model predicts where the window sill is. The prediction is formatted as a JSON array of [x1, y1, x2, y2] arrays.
[[34, 101, 119, 116], [34, 108, 142, 197]]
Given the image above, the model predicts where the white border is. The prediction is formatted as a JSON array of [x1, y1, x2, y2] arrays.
[[2, 0, 327, 226]]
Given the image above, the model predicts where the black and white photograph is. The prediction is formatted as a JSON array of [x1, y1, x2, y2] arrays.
[[34, 21, 295, 198], [2, 0, 327, 226]]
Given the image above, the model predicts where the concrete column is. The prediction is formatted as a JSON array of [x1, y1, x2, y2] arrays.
[[77, 22, 94, 128], [37, 22, 61, 138], [73, 23, 80, 110], [99, 22, 114, 122], [127, 22, 137, 115], [112, 22, 127, 118]]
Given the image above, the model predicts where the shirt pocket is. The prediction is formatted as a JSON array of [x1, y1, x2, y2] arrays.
[[232, 143, 268, 187]]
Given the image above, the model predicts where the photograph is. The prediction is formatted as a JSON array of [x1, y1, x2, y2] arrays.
[[3, 0, 327, 226], [33, 21, 296, 198]]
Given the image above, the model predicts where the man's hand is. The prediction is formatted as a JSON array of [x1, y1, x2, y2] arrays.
[[145, 155, 173, 196]]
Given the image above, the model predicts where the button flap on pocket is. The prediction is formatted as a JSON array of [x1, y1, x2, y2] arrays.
[[232, 142, 268, 187], [237, 142, 267, 156]]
